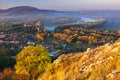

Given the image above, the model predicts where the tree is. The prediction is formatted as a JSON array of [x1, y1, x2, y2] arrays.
[[117, 29, 120, 34], [0, 49, 16, 71], [36, 33, 44, 41], [15, 46, 51, 80], [0, 49, 6, 56]]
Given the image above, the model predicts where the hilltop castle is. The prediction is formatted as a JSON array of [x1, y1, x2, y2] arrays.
[[24, 20, 44, 32], [35, 21, 44, 32]]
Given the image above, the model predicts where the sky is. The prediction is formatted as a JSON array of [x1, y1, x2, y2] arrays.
[[0, 0, 120, 10]]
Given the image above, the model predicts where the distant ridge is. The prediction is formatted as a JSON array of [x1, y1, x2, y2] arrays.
[[0, 9, 3, 12], [5, 6, 56, 12], [0, 6, 57, 15]]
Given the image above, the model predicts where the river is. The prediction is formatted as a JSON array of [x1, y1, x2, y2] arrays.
[[45, 17, 97, 31]]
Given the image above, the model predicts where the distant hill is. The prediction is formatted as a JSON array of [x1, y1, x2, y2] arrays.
[[0, 6, 80, 28], [39, 40, 120, 80], [0, 6, 56, 15], [0, 9, 3, 13], [0, 6, 120, 30]]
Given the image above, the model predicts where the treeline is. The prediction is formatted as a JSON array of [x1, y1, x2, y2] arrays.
[[53, 19, 120, 45], [35, 19, 120, 53], [55, 19, 106, 31]]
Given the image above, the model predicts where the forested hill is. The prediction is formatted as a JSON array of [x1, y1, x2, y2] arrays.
[[39, 39, 120, 80]]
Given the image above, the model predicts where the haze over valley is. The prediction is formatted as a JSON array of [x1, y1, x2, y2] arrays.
[[1, 0, 120, 80], [0, 6, 120, 31]]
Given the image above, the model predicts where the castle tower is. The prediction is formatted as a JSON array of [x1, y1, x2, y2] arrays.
[[35, 21, 44, 32]]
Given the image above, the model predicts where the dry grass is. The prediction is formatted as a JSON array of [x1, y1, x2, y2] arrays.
[[38, 40, 120, 80]]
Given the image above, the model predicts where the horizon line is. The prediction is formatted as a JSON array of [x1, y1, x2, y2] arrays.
[[1, 6, 120, 11]]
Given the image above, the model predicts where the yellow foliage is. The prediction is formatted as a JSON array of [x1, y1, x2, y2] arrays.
[[15, 46, 51, 80]]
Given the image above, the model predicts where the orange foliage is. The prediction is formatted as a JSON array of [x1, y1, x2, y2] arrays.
[[36, 33, 44, 40], [77, 36, 97, 43], [53, 33, 73, 43], [63, 29, 71, 34], [0, 68, 28, 80]]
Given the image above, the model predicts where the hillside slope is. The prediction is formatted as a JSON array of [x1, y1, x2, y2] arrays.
[[39, 40, 120, 80], [0, 6, 56, 15]]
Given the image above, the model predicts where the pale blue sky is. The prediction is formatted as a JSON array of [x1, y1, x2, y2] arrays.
[[0, 0, 120, 10]]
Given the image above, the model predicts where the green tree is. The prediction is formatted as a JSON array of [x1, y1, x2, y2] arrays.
[[15, 46, 51, 80], [0, 49, 6, 56]]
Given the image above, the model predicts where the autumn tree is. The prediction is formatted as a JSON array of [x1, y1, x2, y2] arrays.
[[15, 46, 51, 80], [0, 68, 17, 80], [36, 33, 44, 40]]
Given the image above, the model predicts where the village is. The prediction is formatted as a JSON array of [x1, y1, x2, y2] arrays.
[[1, 19, 120, 58], [0, 21, 44, 50], [0, 21, 67, 58]]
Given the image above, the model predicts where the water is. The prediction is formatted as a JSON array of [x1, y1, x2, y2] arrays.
[[45, 26, 57, 31], [77, 17, 97, 23], [81, 17, 97, 22], [45, 17, 97, 31]]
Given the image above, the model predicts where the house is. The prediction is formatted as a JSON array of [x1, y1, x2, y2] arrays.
[[0, 34, 6, 39], [24, 22, 33, 30]]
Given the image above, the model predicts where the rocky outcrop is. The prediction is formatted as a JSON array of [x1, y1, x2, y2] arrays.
[[39, 40, 120, 80]]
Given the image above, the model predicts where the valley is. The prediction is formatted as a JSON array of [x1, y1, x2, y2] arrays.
[[0, 6, 120, 80]]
